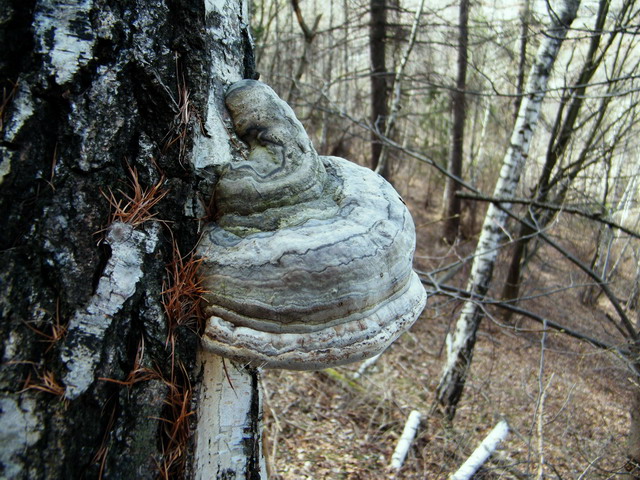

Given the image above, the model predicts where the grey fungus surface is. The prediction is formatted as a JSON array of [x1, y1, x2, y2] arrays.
[[196, 80, 426, 370]]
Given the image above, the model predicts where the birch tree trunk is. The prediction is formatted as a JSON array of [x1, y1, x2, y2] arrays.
[[513, 0, 530, 121], [435, 0, 580, 419], [501, 0, 611, 313], [0, 1, 262, 478]]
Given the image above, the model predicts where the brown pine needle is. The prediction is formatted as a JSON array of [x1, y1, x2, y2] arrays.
[[154, 361, 194, 479], [162, 242, 209, 344], [23, 300, 67, 352], [99, 338, 162, 386], [20, 369, 65, 397], [101, 165, 169, 227]]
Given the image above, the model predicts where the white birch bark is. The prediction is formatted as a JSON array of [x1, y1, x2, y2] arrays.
[[389, 410, 422, 470], [449, 420, 509, 480], [0, 0, 262, 476], [191, 1, 267, 477], [194, 352, 267, 480], [435, 0, 580, 416]]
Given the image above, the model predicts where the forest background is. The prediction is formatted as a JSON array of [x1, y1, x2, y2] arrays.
[[253, 0, 640, 478]]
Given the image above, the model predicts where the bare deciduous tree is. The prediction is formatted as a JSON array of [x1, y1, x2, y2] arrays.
[[435, 0, 581, 419], [442, 0, 469, 244], [369, 0, 390, 174]]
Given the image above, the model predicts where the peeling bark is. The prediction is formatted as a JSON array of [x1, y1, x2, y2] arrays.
[[0, 0, 256, 477]]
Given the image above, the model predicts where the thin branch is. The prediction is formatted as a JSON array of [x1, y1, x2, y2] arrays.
[[329, 101, 638, 341], [455, 191, 640, 239], [291, 0, 321, 41], [420, 277, 631, 355]]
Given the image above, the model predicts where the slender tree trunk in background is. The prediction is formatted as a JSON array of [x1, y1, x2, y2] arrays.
[[465, 101, 491, 235], [513, 0, 530, 121], [581, 224, 613, 306], [630, 367, 640, 476], [287, 0, 321, 104], [442, 0, 469, 244], [630, 276, 640, 476], [435, 0, 580, 419], [374, 0, 425, 181], [0, 1, 263, 478], [501, 0, 610, 316], [369, 0, 388, 173]]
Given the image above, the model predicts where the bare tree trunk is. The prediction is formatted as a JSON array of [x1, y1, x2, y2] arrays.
[[0, 1, 262, 478], [435, 0, 580, 419], [374, 0, 425, 180], [513, 0, 530, 120], [501, 0, 610, 316], [287, 0, 321, 104], [369, 0, 389, 173], [442, 0, 469, 244]]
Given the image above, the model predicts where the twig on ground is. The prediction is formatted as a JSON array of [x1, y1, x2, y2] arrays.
[[353, 353, 383, 379]]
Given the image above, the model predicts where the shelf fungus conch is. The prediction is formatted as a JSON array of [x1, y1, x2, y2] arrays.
[[197, 80, 426, 370]]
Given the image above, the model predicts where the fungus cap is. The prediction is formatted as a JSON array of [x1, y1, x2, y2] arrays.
[[197, 80, 426, 370]]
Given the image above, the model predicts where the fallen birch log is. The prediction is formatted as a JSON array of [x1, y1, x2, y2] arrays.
[[389, 410, 422, 470], [450, 420, 510, 480]]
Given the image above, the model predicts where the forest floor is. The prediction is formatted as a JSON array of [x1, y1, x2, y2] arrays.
[[262, 165, 634, 479]]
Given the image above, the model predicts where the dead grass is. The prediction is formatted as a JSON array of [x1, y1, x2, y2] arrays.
[[261, 172, 634, 479]]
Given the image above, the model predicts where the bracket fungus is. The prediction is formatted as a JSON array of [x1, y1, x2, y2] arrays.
[[196, 80, 426, 370]]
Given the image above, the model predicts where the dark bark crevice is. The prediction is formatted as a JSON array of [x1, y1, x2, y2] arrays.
[[0, 0, 238, 477]]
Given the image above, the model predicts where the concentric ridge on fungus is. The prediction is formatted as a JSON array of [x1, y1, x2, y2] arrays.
[[196, 79, 427, 370]]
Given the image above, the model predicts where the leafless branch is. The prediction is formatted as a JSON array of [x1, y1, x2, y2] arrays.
[[420, 277, 631, 355], [455, 191, 640, 239]]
